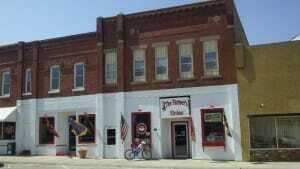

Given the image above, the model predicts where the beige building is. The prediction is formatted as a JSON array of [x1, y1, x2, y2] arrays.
[[236, 40, 300, 161]]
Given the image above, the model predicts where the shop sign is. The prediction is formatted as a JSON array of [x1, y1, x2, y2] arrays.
[[160, 96, 190, 118], [204, 112, 222, 122]]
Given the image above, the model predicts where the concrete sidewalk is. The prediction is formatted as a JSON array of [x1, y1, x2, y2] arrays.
[[0, 156, 300, 169]]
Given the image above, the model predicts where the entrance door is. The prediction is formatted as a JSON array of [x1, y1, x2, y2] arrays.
[[172, 122, 189, 158], [131, 112, 151, 149], [68, 116, 76, 152]]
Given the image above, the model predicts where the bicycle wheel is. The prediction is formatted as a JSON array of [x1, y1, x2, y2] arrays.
[[124, 149, 134, 160], [142, 149, 152, 160]]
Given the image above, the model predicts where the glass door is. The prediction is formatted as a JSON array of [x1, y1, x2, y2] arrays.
[[172, 122, 189, 158]]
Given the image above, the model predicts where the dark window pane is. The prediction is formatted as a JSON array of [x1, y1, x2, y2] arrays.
[[277, 117, 300, 148], [76, 65, 83, 76], [205, 62, 217, 70], [250, 117, 276, 149], [51, 67, 60, 90], [107, 129, 116, 145], [51, 79, 59, 90], [78, 114, 95, 143], [205, 52, 217, 62], [3, 72, 11, 95], [76, 77, 83, 88], [0, 123, 2, 139], [3, 122, 15, 140], [39, 117, 55, 144], [181, 56, 192, 72], [134, 60, 145, 77], [156, 57, 167, 75]]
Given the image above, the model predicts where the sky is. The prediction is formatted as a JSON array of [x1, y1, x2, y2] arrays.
[[0, 0, 299, 46]]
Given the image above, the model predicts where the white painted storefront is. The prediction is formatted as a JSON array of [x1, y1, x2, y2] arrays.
[[13, 84, 242, 160]]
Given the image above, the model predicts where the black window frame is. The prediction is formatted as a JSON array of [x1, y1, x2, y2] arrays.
[[106, 128, 116, 145]]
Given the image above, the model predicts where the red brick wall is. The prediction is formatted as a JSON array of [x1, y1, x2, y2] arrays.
[[0, 0, 237, 106]]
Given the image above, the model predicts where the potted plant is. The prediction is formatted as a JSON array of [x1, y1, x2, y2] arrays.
[[78, 148, 87, 158]]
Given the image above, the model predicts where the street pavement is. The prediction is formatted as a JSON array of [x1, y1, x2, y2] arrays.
[[0, 156, 300, 169]]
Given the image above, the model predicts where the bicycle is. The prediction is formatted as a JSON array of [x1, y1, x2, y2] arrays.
[[124, 140, 152, 160]]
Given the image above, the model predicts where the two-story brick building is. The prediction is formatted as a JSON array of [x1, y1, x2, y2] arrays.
[[0, 0, 247, 160]]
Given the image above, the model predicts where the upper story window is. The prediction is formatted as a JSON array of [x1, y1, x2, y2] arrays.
[[1, 71, 11, 97], [133, 48, 146, 82], [203, 39, 219, 77], [105, 49, 117, 84], [74, 63, 84, 90], [154, 45, 168, 80], [49, 65, 60, 92], [24, 69, 32, 94], [178, 43, 194, 79]]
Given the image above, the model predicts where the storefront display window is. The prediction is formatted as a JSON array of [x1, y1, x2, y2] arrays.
[[0, 122, 15, 140], [39, 117, 55, 144], [78, 114, 95, 143], [201, 108, 225, 146], [250, 116, 300, 149]]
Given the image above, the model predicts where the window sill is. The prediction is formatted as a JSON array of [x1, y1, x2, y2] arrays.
[[177, 77, 197, 82], [0, 139, 15, 141], [72, 87, 85, 92], [48, 90, 60, 94], [0, 95, 10, 99], [37, 144, 55, 147], [201, 75, 222, 80], [130, 81, 147, 85], [152, 79, 171, 84], [22, 92, 32, 96], [77, 143, 97, 146]]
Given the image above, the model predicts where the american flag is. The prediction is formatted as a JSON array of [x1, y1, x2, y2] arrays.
[[120, 114, 128, 143]]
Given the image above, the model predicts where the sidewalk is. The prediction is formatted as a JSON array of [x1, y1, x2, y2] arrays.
[[0, 156, 300, 169]]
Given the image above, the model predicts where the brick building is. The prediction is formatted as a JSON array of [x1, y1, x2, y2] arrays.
[[236, 40, 300, 161], [0, 0, 246, 160]]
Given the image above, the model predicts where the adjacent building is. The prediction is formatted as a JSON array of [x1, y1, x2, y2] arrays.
[[0, 0, 246, 160], [237, 40, 300, 161]]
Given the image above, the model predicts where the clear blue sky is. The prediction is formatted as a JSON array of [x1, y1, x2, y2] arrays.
[[0, 0, 299, 45]]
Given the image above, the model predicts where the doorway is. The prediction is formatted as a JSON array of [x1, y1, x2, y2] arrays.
[[131, 112, 151, 150], [171, 121, 190, 159], [68, 116, 76, 152]]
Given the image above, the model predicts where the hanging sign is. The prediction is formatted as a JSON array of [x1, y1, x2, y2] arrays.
[[160, 96, 190, 118]]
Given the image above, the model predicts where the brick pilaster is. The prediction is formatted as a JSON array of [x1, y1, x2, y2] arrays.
[[96, 17, 104, 92], [116, 14, 125, 90], [16, 42, 24, 100]]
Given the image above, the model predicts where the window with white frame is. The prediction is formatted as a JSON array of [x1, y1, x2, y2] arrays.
[[1, 71, 11, 96], [24, 69, 32, 93], [179, 43, 193, 79], [250, 116, 300, 149], [74, 63, 84, 89], [133, 49, 146, 82], [203, 40, 219, 76], [50, 66, 60, 91], [105, 49, 117, 84], [155, 46, 168, 80]]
